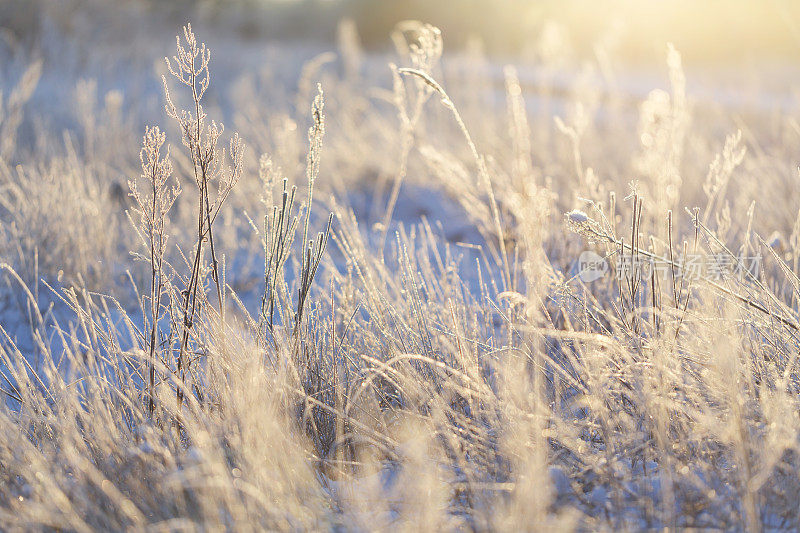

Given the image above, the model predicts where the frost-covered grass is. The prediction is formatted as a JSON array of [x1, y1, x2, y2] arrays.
[[2, 13, 800, 531]]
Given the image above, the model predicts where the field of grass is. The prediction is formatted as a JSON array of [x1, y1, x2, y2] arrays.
[[2, 3, 800, 530]]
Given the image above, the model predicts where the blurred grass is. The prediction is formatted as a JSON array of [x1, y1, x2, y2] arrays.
[[2, 0, 799, 66]]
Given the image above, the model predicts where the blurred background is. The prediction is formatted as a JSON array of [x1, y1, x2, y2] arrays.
[[2, 0, 799, 67]]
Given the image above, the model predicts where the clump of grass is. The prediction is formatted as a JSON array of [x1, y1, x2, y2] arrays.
[[2, 16, 800, 532]]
